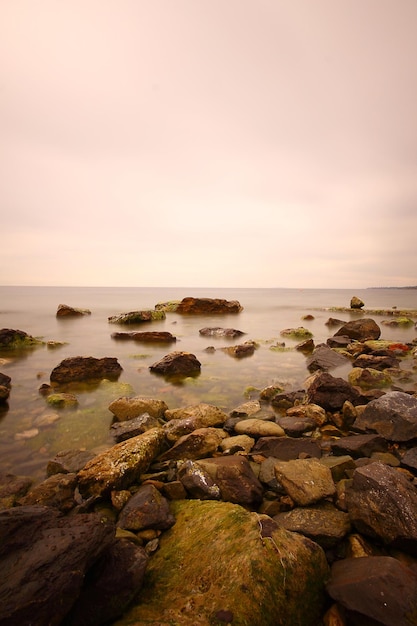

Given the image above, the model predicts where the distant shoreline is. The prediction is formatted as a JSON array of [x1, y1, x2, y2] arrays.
[[367, 286, 417, 290]]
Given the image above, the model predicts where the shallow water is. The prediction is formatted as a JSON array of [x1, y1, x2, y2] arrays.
[[0, 286, 416, 481]]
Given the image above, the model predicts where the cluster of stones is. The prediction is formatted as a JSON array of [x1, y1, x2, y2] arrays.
[[2, 299, 417, 624]]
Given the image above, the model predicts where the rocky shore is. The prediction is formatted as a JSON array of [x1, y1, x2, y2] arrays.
[[1, 297, 417, 625]]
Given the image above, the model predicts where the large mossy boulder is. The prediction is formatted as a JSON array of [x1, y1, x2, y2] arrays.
[[108, 310, 166, 324], [0, 328, 44, 350], [114, 500, 329, 626]]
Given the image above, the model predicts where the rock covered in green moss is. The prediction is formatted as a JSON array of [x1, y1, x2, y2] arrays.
[[108, 310, 166, 324], [280, 326, 313, 340], [114, 500, 329, 626], [0, 328, 44, 350]]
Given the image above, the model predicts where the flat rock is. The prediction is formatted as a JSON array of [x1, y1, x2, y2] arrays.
[[306, 344, 350, 372], [110, 413, 162, 442], [108, 396, 168, 422], [111, 331, 176, 343], [108, 310, 166, 324], [274, 458, 336, 505], [252, 436, 321, 460], [176, 297, 243, 314], [274, 502, 351, 548], [330, 434, 388, 458], [199, 327, 245, 337], [234, 418, 285, 438]]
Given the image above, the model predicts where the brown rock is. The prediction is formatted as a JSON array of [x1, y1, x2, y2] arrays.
[[50, 356, 122, 384], [117, 484, 175, 531], [176, 297, 243, 314], [149, 351, 201, 377], [334, 318, 381, 341]]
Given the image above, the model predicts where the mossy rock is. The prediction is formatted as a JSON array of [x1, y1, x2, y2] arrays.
[[115, 499, 329, 626], [108, 310, 166, 324], [381, 317, 415, 327], [154, 300, 181, 312], [348, 367, 392, 389], [0, 328, 44, 351], [46, 393, 78, 408], [280, 327, 313, 340]]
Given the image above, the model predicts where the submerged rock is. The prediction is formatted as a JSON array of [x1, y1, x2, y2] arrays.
[[0, 328, 44, 350], [199, 327, 245, 337], [114, 500, 329, 626], [111, 331, 176, 343]]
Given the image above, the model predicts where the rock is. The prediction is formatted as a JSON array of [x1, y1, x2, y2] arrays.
[[222, 340, 258, 358], [177, 460, 222, 500], [234, 418, 285, 438], [219, 434, 255, 455], [111, 331, 176, 343], [306, 372, 361, 411], [230, 399, 261, 417], [56, 303, 91, 317], [64, 539, 149, 626], [273, 458, 336, 505], [199, 327, 245, 337], [274, 502, 351, 548], [149, 351, 201, 377], [252, 436, 321, 460], [0, 473, 32, 508], [46, 449, 95, 476], [115, 499, 328, 626], [154, 300, 181, 312], [0, 505, 115, 626], [306, 344, 350, 372], [348, 366, 392, 389], [0, 327, 44, 350], [346, 462, 417, 553], [77, 427, 166, 497], [50, 356, 123, 384], [330, 434, 388, 458], [175, 297, 243, 314], [158, 427, 227, 461], [350, 296, 364, 309], [401, 447, 417, 472], [111, 413, 162, 442], [364, 339, 411, 355], [195, 455, 263, 505], [0, 372, 11, 403], [326, 556, 417, 626], [18, 473, 77, 512], [46, 392, 78, 408], [354, 391, 417, 442], [381, 316, 415, 327], [163, 403, 228, 442], [326, 335, 352, 348], [319, 456, 356, 482], [117, 484, 175, 531], [286, 403, 327, 427], [353, 353, 400, 371], [275, 415, 316, 437], [108, 396, 168, 421], [296, 338, 315, 353], [334, 318, 381, 341], [108, 310, 166, 324], [270, 390, 306, 409], [280, 326, 313, 340], [325, 318, 346, 327]]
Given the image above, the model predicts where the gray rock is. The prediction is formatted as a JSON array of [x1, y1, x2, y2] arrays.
[[354, 391, 417, 442], [110, 413, 162, 442], [346, 462, 417, 553], [306, 344, 350, 372], [199, 327, 245, 337]]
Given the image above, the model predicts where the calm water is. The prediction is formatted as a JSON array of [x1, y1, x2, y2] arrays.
[[1, 286, 416, 481]]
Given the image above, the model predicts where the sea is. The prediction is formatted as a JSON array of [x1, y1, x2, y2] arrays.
[[1, 286, 416, 482]]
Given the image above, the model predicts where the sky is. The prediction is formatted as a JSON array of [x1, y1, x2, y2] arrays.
[[1, 0, 417, 289]]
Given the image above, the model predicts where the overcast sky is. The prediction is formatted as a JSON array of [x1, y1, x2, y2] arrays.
[[1, 0, 416, 288]]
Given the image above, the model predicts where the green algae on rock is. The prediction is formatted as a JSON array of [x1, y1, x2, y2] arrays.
[[348, 367, 392, 389], [114, 499, 329, 626], [280, 326, 313, 340], [0, 328, 45, 350], [108, 310, 166, 324]]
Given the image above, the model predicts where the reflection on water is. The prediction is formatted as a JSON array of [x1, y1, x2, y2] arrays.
[[0, 286, 416, 482]]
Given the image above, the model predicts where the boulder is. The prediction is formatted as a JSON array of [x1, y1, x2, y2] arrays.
[[149, 351, 201, 377], [77, 427, 166, 497], [306, 344, 350, 372], [50, 356, 123, 384], [0, 328, 44, 350], [306, 372, 361, 411], [353, 353, 400, 370], [199, 327, 245, 337], [222, 340, 258, 358], [326, 556, 417, 626], [350, 296, 364, 309], [354, 390, 417, 442], [64, 539, 149, 626], [108, 310, 166, 324], [346, 462, 417, 553], [0, 506, 115, 626], [334, 318, 381, 341], [176, 297, 243, 314], [111, 331, 176, 343], [273, 458, 336, 505], [274, 502, 351, 549], [114, 500, 329, 626], [108, 396, 168, 422], [56, 303, 91, 317]]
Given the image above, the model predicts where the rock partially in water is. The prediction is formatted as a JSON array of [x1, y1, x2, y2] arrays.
[[109, 395, 168, 422], [199, 326, 246, 337], [50, 356, 123, 384], [334, 318, 381, 341], [0, 328, 44, 350], [56, 303, 91, 317], [108, 310, 166, 324], [176, 297, 243, 314], [149, 351, 201, 377], [111, 330, 176, 342], [350, 296, 364, 309]]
